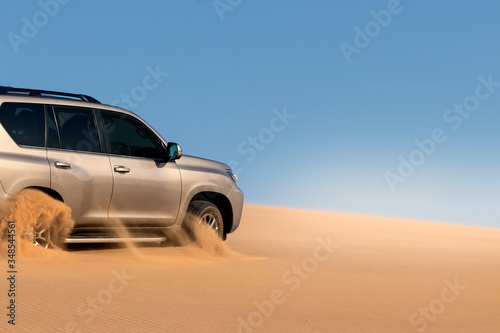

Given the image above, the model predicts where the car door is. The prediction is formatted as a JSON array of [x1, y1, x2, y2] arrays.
[[46, 105, 113, 226], [99, 110, 181, 227]]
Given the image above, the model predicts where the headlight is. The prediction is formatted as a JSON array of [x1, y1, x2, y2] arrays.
[[226, 169, 238, 183]]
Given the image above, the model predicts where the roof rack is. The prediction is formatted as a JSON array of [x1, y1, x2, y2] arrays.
[[0, 85, 100, 104]]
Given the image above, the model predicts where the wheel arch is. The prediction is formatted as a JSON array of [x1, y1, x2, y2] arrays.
[[27, 186, 64, 202]]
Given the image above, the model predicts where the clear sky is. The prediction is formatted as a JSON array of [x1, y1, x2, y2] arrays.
[[1, 0, 499, 228]]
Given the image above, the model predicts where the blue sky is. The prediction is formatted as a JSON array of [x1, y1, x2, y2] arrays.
[[1, 0, 499, 227]]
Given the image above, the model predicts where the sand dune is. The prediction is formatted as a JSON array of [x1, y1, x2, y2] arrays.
[[1, 204, 499, 332]]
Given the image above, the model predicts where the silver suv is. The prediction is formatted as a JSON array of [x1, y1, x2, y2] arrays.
[[0, 86, 243, 247]]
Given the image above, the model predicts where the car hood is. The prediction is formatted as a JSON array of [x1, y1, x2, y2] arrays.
[[175, 155, 229, 175]]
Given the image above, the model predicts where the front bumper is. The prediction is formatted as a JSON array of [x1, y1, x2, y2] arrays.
[[227, 184, 244, 233]]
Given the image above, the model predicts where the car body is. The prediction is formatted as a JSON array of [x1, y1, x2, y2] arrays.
[[0, 86, 243, 246]]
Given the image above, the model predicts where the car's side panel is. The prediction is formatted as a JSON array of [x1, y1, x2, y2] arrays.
[[0, 147, 50, 195], [48, 150, 113, 226], [107, 156, 182, 226]]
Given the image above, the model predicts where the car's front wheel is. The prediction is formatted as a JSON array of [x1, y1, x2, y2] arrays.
[[183, 201, 224, 239], [24, 222, 62, 249]]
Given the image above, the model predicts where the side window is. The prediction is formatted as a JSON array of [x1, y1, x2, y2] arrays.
[[53, 107, 100, 153], [0, 102, 45, 147], [101, 111, 164, 159]]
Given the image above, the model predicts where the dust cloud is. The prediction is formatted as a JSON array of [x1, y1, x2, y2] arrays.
[[0, 189, 74, 257]]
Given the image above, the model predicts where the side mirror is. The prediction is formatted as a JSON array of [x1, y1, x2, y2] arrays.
[[166, 142, 183, 161]]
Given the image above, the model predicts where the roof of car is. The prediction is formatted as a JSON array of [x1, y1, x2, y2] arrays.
[[0, 85, 100, 104]]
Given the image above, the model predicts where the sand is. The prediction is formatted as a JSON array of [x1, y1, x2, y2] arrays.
[[1, 203, 499, 332]]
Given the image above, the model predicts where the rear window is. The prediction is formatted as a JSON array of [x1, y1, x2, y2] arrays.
[[0, 102, 45, 147]]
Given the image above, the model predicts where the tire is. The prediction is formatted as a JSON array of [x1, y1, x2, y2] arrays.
[[183, 201, 224, 240]]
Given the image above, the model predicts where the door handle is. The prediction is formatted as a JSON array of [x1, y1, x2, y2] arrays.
[[54, 161, 72, 169], [114, 166, 130, 174]]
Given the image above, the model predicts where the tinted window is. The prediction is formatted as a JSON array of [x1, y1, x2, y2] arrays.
[[0, 102, 45, 147], [54, 107, 100, 152], [101, 111, 163, 159]]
